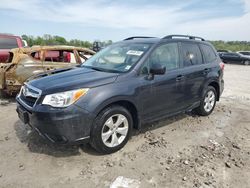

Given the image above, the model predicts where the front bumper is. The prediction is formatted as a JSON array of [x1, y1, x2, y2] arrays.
[[16, 100, 95, 144]]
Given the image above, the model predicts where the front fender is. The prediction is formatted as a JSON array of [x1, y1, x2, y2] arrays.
[[75, 80, 138, 116], [92, 95, 137, 116]]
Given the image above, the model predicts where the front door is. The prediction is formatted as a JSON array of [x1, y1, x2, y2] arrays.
[[138, 42, 184, 121]]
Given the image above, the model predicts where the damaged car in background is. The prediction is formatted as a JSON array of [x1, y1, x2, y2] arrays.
[[0, 46, 95, 95]]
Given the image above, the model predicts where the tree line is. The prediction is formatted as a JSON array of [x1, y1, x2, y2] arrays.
[[21, 34, 112, 49], [21, 34, 250, 52], [210, 41, 250, 52]]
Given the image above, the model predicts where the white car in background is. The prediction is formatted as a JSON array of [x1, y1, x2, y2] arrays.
[[237, 51, 250, 58]]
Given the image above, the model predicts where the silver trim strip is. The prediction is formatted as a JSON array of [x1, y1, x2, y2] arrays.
[[75, 136, 90, 141]]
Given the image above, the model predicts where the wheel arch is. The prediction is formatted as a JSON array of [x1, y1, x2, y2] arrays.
[[95, 99, 140, 130], [208, 81, 220, 101]]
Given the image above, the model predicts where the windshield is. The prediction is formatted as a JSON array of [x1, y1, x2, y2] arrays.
[[82, 43, 152, 73]]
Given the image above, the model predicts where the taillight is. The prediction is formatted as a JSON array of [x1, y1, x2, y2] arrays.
[[219, 62, 225, 71]]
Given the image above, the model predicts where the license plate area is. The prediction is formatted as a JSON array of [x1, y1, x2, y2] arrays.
[[17, 107, 29, 124]]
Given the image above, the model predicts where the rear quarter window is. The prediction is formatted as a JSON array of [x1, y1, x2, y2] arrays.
[[181, 42, 203, 66], [0, 38, 18, 49], [200, 44, 217, 63]]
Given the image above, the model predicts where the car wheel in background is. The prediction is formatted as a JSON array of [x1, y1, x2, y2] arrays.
[[244, 60, 249, 65], [90, 105, 133, 154], [195, 86, 217, 116]]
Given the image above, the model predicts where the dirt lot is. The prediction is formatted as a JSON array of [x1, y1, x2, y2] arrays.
[[0, 64, 249, 188]]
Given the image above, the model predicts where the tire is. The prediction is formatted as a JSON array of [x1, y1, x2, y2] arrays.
[[90, 105, 133, 154], [244, 61, 249, 65], [195, 86, 217, 116]]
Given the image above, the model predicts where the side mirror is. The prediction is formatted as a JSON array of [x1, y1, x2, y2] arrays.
[[150, 63, 166, 75]]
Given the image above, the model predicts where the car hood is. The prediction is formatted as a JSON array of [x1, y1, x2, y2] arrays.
[[28, 67, 119, 95]]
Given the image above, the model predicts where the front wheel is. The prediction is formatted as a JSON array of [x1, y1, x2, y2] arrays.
[[90, 105, 133, 154], [195, 86, 217, 116]]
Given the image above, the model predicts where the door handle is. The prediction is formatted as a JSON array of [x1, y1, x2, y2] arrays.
[[203, 68, 209, 74], [176, 75, 185, 82]]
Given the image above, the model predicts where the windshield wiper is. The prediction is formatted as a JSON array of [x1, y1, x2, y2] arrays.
[[89, 66, 104, 72], [82, 65, 102, 71], [82, 65, 123, 73]]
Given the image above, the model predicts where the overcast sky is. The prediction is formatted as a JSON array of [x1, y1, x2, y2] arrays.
[[0, 0, 249, 41]]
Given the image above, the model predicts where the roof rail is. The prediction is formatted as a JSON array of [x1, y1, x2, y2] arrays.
[[124, 36, 156, 41], [163, 35, 205, 41]]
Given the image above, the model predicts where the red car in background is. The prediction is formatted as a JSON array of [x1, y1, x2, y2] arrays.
[[0, 34, 26, 62]]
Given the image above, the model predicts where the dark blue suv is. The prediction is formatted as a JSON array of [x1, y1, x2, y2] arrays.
[[16, 35, 224, 154]]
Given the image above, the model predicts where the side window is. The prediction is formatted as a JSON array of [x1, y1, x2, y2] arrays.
[[200, 44, 217, 63], [44, 50, 76, 63], [182, 43, 203, 66], [232, 53, 239, 57], [31, 51, 41, 60], [64, 51, 77, 63], [224, 53, 239, 57], [0, 38, 18, 49], [141, 43, 179, 74], [78, 51, 93, 63]]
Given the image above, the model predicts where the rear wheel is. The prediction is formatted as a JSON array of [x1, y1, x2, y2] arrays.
[[195, 86, 217, 116], [90, 105, 132, 154], [244, 60, 249, 65]]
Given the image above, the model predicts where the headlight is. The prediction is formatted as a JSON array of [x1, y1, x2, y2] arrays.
[[42, 88, 89, 108]]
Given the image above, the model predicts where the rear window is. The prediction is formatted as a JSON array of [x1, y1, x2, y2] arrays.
[[0, 38, 18, 49], [182, 43, 203, 66], [200, 44, 217, 63]]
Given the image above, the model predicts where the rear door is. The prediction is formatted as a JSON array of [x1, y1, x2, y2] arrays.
[[222, 53, 242, 64], [179, 42, 206, 106], [232, 53, 244, 64]]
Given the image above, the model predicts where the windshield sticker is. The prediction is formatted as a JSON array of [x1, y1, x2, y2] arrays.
[[125, 65, 131, 70], [126, 50, 144, 56]]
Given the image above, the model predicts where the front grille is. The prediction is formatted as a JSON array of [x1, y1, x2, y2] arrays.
[[20, 93, 37, 107], [19, 84, 41, 108]]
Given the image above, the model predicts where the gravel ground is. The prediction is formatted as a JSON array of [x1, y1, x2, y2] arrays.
[[0, 64, 250, 188]]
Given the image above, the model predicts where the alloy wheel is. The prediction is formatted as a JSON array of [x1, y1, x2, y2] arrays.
[[101, 114, 129, 147], [204, 90, 216, 112]]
